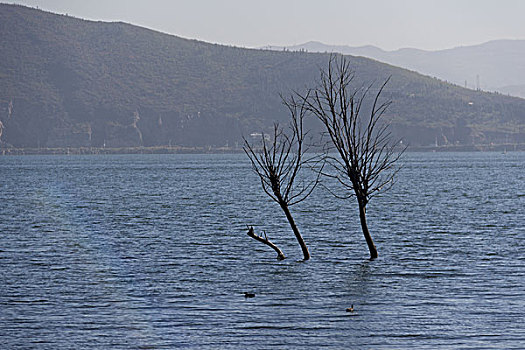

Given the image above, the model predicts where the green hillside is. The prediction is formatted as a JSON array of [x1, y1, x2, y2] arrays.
[[1, 4, 524, 149]]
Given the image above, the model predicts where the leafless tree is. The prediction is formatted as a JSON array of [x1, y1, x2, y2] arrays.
[[243, 95, 320, 260], [300, 55, 405, 260]]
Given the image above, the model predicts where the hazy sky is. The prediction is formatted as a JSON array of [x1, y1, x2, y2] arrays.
[[4, 0, 525, 51]]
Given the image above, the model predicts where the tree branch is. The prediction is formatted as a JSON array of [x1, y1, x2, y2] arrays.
[[247, 226, 286, 260]]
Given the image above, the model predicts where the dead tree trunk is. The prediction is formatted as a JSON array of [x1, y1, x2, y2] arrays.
[[247, 226, 286, 260], [358, 200, 378, 260], [279, 200, 310, 260]]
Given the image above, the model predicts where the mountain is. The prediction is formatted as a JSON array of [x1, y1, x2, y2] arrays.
[[264, 40, 525, 98], [1, 4, 525, 150]]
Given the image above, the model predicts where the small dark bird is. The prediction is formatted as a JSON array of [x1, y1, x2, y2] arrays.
[[244, 292, 255, 298], [346, 305, 354, 312]]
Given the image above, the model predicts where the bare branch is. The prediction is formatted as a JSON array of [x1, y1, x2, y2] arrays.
[[247, 226, 286, 260]]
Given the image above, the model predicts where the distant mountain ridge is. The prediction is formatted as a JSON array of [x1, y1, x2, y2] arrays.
[[1, 4, 525, 149], [262, 40, 525, 98]]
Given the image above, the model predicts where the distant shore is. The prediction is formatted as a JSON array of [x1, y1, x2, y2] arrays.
[[1, 143, 524, 156], [0, 146, 245, 156]]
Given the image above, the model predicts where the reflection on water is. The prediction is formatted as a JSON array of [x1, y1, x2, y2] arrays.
[[1, 152, 524, 349]]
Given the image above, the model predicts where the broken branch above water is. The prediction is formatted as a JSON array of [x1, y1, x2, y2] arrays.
[[247, 226, 286, 260]]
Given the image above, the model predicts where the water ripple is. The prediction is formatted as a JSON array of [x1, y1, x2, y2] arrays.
[[1, 152, 524, 349]]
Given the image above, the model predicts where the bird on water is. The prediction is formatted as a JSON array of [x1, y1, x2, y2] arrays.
[[244, 292, 255, 298], [346, 305, 354, 312]]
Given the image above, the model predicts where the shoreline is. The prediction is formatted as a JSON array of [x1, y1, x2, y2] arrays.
[[1, 143, 524, 156]]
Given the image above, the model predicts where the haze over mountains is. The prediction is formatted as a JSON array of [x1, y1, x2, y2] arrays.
[[1, 4, 524, 150], [262, 40, 525, 99]]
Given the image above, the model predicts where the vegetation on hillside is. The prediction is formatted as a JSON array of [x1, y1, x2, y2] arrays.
[[1, 4, 524, 149]]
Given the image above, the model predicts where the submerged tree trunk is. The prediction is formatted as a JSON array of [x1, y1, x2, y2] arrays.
[[247, 226, 286, 260], [358, 201, 378, 260], [279, 201, 310, 260]]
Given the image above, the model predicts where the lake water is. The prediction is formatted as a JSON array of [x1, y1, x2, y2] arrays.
[[1, 152, 524, 349]]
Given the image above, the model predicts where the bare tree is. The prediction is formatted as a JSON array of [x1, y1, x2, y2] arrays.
[[244, 95, 320, 260], [300, 55, 405, 260]]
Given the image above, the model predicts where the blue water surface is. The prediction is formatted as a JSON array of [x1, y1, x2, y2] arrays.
[[0, 152, 524, 349]]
